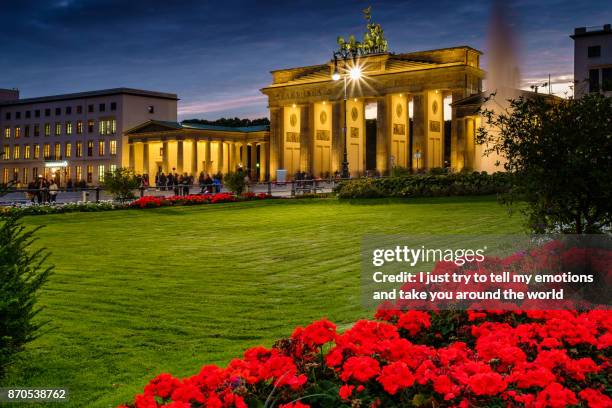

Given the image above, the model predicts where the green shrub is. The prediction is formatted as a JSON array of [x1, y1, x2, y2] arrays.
[[0, 215, 53, 378], [103, 167, 140, 202], [335, 179, 383, 199], [224, 171, 247, 195]]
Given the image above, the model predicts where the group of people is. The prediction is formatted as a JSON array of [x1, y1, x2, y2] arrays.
[[26, 176, 59, 204], [153, 171, 224, 195]]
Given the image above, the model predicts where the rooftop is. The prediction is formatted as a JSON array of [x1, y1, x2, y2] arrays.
[[571, 24, 612, 39], [0, 87, 179, 107], [126, 120, 269, 135]]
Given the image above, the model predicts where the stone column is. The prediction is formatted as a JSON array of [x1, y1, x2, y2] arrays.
[[331, 101, 345, 174], [250, 143, 257, 179], [128, 143, 135, 170], [241, 140, 248, 170], [450, 89, 465, 171], [191, 139, 198, 176], [269, 107, 281, 180], [299, 104, 311, 174], [205, 139, 212, 173], [260, 142, 269, 181], [177, 140, 184, 173], [217, 140, 224, 174], [142, 142, 149, 175], [162, 141, 169, 173], [376, 96, 389, 174], [412, 93, 427, 171]]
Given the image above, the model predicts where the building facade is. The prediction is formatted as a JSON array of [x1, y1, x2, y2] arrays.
[[571, 24, 612, 97], [260, 46, 484, 179], [0, 88, 177, 186]]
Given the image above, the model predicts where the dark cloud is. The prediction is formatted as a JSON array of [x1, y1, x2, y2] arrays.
[[0, 0, 610, 118]]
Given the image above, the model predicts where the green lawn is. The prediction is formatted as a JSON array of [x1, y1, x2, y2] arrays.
[[2, 197, 523, 407]]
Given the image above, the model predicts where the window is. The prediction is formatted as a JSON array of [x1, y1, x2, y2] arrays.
[[15, 126, 21, 139], [99, 103, 105, 112], [25, 111, 31, 119], [55, 122, 61, 136], [65, 166, 70, 181], [76, 141, 82, 157], [4, 127, 10, 139], [87, 119, 94, 133], [88, 104, 94, 113], [66, 106, 72, 115], [24, 145, 31, 159], [75, 165, 82, 181], [99, 140, 105, 156], [34, 145, 40, 159], [33, 167, 38, 179], [3, 145, 10, 160], [98, 118, 116, 135], [44, 123, 51, 137], [5, 112, 10, 120], [15, 112, 21, 119], [24, 125, 30, 137], [98, 165, 105, 182], [44, 108, 50, 117], [110, 164, 117, 173], [55, 107, 61, 116], [54, 143, 61, 159], [13, 145, 20, 159], [77, 105, 83, 114], [110, 102, 117, 111], [43, 143, 51, 159], [86, 165, 93, 183], [35, 109, 40, 118], [76, 120, 83, 134], [22, 168, 28, 184], [589, 68, 600, 93], [65, 143, 72, 158], [87, 140, 93, 157], [109, 140, 117, 155], [12, 168, 18, 181], [34, 124, 40, 137], [2, 168, 8, 183], [603, 67, 612, 92], [66, 122, 73, 135], [588, 45, 601, 58], [147, 105, 155, 113]]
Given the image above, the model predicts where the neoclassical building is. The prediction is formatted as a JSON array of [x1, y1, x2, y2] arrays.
[[261, 46, 484, 179]]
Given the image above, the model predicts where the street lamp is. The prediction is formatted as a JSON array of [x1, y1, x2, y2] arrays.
[[332, 55, 362, 179]]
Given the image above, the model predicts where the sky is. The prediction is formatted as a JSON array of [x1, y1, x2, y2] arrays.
[[0, 0, 610, 120]]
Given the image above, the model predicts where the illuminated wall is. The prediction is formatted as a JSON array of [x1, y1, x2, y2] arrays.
[[283, 105, 301, 176], [426, 91, 444, 168], [345, 98, 365, 175], [313, 102, 332, 177], [389, 94, 408, 168]]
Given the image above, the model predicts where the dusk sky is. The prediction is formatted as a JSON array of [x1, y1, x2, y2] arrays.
[[1, 0, 610, 120]]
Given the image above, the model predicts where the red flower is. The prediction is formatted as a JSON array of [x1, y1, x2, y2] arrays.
[[377, 361, 415, 395], [535, 383, 578, 408], [579, 388, 612, 408], [339, 384, 354, 400], [397, 311, 431, 337], [467, 372, 507, 396], [340, 356, 381, 382]]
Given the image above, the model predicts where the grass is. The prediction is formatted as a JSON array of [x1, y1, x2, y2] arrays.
[[2, 196, 523, 407]]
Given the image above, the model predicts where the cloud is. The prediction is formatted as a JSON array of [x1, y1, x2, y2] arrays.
[[178, 95, 268, 115]]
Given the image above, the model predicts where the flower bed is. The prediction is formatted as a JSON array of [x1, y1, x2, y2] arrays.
[[120, 242, 611, 408], [0, 201, 119, 217], [129, 192, 271, 209]]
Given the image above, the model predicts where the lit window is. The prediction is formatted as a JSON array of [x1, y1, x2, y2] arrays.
[[75, 165, 82, 181], [87, 141, 93, 157], [24, 145, 31, 159], [65, 143, 71, 158], [2, 168, 8, 183], [110, 164, 117, 173], [54, 143, 61, 159], [3, 145, 9, 160], [98, 165, 105, 182], [111, 119, 116, 134], [86, 165, 93, 183], [65, 166, 71, 180], [34, 124, 40, 137], [43, 143, 51, 159], [109, 140, 117, 155], [13, 145, 20, 159], [24, 125, 30, 138], [4, 127, 10, 139], [87, 120, 94, 133], [15, 127, 21, 139], [55, 122, 61, 136], [12, 168, 18, 181], [98, 140, 105, 156], [99, 120, 107, 135], [76, 120, 83, 134], [66, 122, 73, 135], [44, 123, 51, 137], [76, 142, 82, 157], [34, 145, 40, 159], [22, 168, 28, 184]]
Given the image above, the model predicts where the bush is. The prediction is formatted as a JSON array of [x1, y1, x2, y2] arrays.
[[0, 215, 52, 378], [103, 167, 140, 202], [334, 172, 511, 199], [224, 171, 247, 195]]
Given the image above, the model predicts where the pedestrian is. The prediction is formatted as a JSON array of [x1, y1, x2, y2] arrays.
[[49, 180, 59, 203]]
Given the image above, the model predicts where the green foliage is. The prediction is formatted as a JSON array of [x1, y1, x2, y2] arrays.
[[335, 172, 511, 199], [102, 167, 140, 202], [1, 202, 119, 217], [224, 171, 247, 195], [477, 93, 612, 233], [182, 117, 270, 127], [336, 6, 388, 56], [389, 166, 412, 177], [0, 215, 53, 378]]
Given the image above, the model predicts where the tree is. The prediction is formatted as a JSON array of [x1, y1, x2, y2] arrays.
[[477, 93, 612, 233], [0, 215, 53, 378], [103, 167, 140, 202], [224, 171, 247, 195]]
